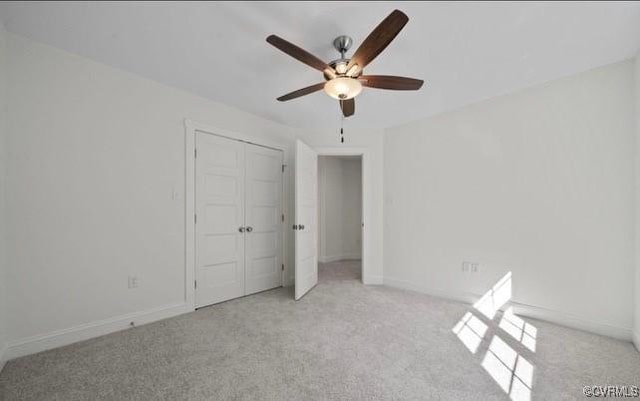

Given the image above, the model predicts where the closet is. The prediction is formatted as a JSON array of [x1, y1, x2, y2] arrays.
[[195, 132, 283, 307]]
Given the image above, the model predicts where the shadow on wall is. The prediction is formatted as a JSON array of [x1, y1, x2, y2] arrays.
[[452, 272, 537, 401]]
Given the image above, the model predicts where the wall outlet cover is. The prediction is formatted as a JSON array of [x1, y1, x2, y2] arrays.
[[128, 276, 139, 289]]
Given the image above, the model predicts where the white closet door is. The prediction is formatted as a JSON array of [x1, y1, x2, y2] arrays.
[[195, 132, 245, 307], [244, 144, 283, 295], [294, 140, 318, 300]]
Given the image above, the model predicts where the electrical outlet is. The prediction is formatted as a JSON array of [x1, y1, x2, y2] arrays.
[[128, 276, 139, 289], [462, 262, 480, 273]]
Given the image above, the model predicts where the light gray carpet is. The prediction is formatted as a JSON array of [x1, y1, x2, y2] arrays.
[[1, 260, 639, 400]]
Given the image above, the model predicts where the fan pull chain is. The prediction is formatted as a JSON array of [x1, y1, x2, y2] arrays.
[[340, 115, 345, 143]]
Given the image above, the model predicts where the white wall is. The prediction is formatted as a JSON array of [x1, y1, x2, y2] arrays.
[[0, 31, 389, 360], [318, 156, 362, 263], [342, 158, 362, 260], [384, 60, 636, 340], [635, 54, 640, 349], [0, 20, 9, 370], [3, 33, 298, 358]]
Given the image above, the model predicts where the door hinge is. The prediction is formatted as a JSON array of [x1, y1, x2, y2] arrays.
[[282, 264, 284, 271], [194, 214, 197, 224], [194, 148, 197, 158], [282, 164, 285, 173], [282, 214, 285, 222], [195, 280, 197, 289]]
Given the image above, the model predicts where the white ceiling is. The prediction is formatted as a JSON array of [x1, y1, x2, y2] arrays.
[[1, 1, 639, 131]]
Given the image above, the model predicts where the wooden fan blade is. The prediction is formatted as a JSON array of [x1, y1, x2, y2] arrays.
[[267, 35, 335, 76], [340, 98, 355, 117], [359, 75, 423, 90], [346, 10, 408, 74], [277, 82, 326, 101]]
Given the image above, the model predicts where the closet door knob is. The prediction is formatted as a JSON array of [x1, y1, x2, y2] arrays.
[[246, 226, 253, 232], [298, 224, 305, 230], [238, 227, 245, 233]]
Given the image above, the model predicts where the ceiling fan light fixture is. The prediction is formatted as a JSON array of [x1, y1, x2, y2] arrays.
[[324, 77, 362, 100], [346, 65, 360, 77], [335, 61, 348, 74], [267, 10, 422, 119]]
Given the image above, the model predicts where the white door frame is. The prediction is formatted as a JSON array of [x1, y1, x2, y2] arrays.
[[315, 147, 369, 284], [184, 119, 290, 310]]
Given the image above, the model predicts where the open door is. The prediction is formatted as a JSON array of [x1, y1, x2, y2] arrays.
[[294, 140, 318, 300]]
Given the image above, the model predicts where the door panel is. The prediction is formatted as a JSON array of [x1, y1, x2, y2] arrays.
[[195, 132, 245, 307], [295, 140, 318, 300], [245, 144, 283, 295]]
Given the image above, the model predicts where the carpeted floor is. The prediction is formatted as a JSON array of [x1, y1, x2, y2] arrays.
[[1, 260, 639, 400]]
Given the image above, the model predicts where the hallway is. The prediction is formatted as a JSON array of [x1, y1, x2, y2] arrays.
[[318, 260, 361, 283]]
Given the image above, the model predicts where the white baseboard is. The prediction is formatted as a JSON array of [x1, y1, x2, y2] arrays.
[[0, 343, 7, 373], [4, 302, 192, 361], [319, 254, 361, 263], [383, 277, 632, 342], [509, 301, 632, 341], [363, 275, 383, 285]]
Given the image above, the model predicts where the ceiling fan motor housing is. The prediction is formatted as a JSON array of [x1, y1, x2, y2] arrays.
[[325, 59, 362, 79], [333, 35, 353, 55], [324, 35, 363, 80]]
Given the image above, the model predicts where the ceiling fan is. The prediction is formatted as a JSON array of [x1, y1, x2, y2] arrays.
[[266, 9, 424, 118]]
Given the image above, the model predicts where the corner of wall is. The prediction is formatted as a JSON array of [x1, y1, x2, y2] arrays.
[[0, 344, 7, 373], [635, 52, 640, 352], [0, 18, 9, 373]]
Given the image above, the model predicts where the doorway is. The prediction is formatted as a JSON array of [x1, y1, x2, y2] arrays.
[[317, 155, 363, 282]]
